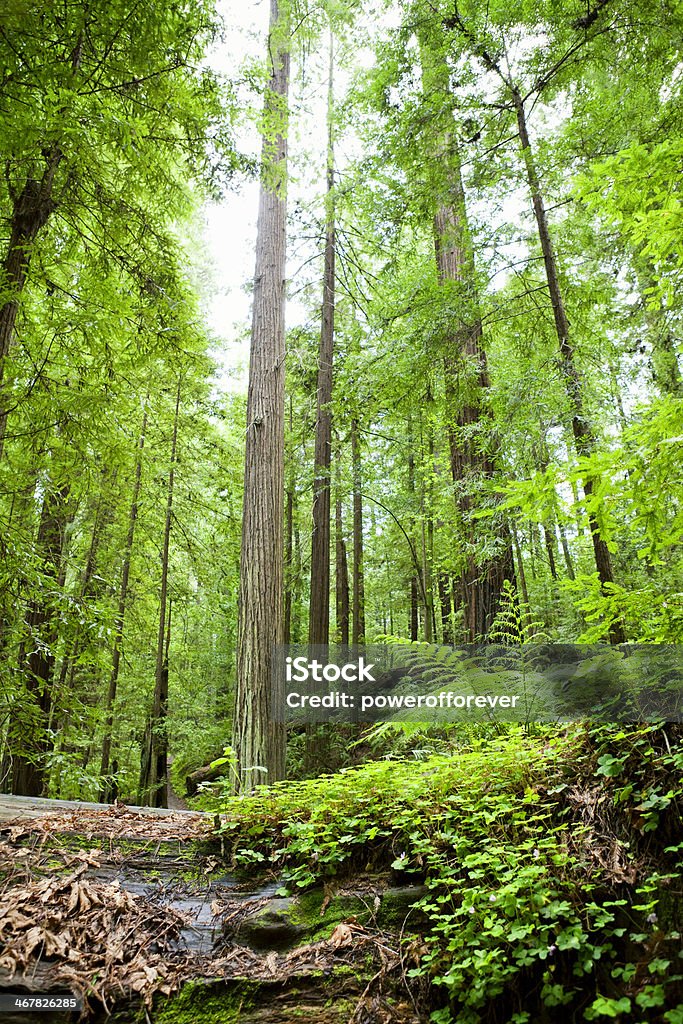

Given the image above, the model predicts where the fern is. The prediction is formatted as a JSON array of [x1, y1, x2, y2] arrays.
[[489, 579, 550, 644]]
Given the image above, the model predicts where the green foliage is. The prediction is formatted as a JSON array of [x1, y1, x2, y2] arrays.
[[213, 724, 683, 1023], [0, 0, 243, 799]]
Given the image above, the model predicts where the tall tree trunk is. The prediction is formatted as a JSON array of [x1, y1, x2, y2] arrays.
[[232, 0, 289, 792], [419, 408, 435, 643], [438, 573, 454, 645], [100, 412, 147, 802], [139, 385, 180, 807], [284, 398, 295, 645], [309, 27, 336, 647], [351, 418, 365, 645], [335, 478, 350, 647], [543, 523, 559, 581], [291, 521, 302, 643], [284, 481, 294, 645], [0, 151, 62, 459], [512, 89, 625, 643], [0, 464, 39, 663], [306, 39, 336, 774], [419, 37, 514, 640], [10, 474, 70, 796], [406, 413, 421, 642], [420, 513, 434, 643], [410, 578, 419, 641], [559, 524, 576, 581], [511, 526, 531, 631], [51, 472, 114, 727]]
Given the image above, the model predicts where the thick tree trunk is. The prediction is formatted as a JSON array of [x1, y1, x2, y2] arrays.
[[435, 205, 515, 639], [139, 385, 180, 807], [351, 418, 365, 645], [232, 0, 289, 792], [99, 412, 146, 802], [513, 89, 625, 643], [10, 476, 70, 796], [309, 30, 335, 647], [0, 152, 62, 459], [419, 39, 514, 641]]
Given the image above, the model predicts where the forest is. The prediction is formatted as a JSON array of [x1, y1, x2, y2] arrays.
[[0, 0, 682, 1021]]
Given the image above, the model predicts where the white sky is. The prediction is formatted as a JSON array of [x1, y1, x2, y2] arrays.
[[200, 0, 268, 388], [198, 3, 558, 394], [201, 0, 333, 390]]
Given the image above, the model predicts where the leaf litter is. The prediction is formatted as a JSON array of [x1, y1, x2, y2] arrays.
[[0, 805, 420, 1022]]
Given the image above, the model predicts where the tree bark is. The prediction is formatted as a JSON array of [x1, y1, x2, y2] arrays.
[[284, 398, 295, 645], [410, 577, 419, 641], [543, 523, 559, 581], [139, 384, 180, 807], [232, 0, 289, 792], [419, 408, 435, 643], [351, 418, 365, 645], [100, 411, 146, 802], [419, 42, 514, 640], [335, 482, 350, 646], [559, 524, 576, 580], [438, 573, 454, 645], [284, 480, 294, 645], [10, 474, 70, 796], [0, 151, 62, 459], [406, 415, 421, 642], [512, 88, 625, 643], [309, 28, 335, 647], [511, 526, 531, 629]]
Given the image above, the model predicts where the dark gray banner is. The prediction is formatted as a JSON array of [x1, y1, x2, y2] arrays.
[[271, 644, 683, 723]]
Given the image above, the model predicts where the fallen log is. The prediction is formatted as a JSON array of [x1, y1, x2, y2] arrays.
[[185, 761, 225, 796]]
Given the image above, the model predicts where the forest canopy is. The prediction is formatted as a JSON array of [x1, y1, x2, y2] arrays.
[[0, 0, 680, 802], [0, 3, 682, 1024]]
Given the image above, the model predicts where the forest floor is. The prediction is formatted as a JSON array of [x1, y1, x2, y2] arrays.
[[0, 797, 425, 1023]]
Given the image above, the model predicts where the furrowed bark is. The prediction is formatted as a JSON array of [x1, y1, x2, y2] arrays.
[[419, 34, 515, 639], [232, 0, 289, 792]]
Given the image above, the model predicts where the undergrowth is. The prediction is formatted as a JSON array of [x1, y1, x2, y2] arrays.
[[211, 724, 683, 1024]]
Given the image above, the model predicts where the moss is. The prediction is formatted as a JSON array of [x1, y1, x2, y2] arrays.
[[279, 886, 380, 944], [149, 974, 362, 1024], [152, 979, 258, 1024], [377, 885, 429, 931]]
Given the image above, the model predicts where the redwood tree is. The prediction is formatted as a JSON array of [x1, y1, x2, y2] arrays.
[[232, 0, 290, 792]]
